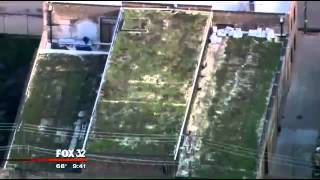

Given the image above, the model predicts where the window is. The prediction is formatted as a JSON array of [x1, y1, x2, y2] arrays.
[[100, 17, 116, 43]]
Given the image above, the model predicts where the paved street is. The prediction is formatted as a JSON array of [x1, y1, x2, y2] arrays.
[[269, 31, 320, 178]]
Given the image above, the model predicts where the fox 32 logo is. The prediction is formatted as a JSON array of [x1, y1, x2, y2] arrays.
[[56, 149, 86, 158]]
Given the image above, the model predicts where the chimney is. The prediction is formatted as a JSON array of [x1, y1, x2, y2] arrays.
[[249, 1, 255, 12]]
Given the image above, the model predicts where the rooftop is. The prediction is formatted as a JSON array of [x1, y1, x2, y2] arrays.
[[7, 53, 107, 170], [181, 36, 282, 178], [45, 2, 120, 52], [87, 9, 209, 159], [5, 2, 288, 178]]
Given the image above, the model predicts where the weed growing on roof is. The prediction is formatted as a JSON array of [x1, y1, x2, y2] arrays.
[[193, 37, 281, 178], [88, 9, 208, 156]]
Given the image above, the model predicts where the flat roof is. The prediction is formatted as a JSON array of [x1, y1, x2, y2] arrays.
[[180, 36, 282, 178], [5, 2, 288, 177], [86, 9, 209, 159], [7, 53, 107, 171]]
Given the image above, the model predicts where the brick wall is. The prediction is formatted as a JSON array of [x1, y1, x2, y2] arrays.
[[257, 1, 298, 178]]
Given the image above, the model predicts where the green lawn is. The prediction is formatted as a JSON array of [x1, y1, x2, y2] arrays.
[[88, 9, 208, 157]]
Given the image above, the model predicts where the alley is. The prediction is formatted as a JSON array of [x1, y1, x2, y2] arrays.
[[270, 31, 320, 178]]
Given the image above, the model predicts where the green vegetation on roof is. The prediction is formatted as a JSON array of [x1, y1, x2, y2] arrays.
[[10, 53, 106, 163], [193, 37, 281, 178], [87, 9, 208, 157]]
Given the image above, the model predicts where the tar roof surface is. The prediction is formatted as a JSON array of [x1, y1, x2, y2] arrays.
[[87, 9, 209, 158]]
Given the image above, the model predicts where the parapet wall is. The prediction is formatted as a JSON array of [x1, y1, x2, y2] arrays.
[[212, 11, 287, 34], [256, 1, 297, 178]]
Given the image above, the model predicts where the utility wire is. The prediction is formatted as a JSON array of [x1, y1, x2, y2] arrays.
[[22, 123, 179, 138], [2, 124, 318, 169], [21, 128, 177, 142], [3, 143, 319, 173], [199, 141, 316, 171]]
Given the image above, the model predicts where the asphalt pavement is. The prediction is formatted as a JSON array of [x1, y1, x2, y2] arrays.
[[269, 31, 320, 179]]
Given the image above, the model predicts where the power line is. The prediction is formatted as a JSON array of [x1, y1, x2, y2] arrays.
[[3, 124, 318, 170], [21, 128, 177, 143], [5, 125, 318, 165], [22, 123, 179, 138], [0, 125, 314, 164], [201, 138, 311, 163], [17, 124, 178, 140], [3, 143, 319, 174], [5, 136, 316, 172], [200, 141, 315, 171], [8, 145, 178, 166], [26, 144, 319, 170], [177, 134, 310, 163]]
